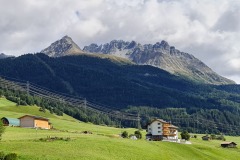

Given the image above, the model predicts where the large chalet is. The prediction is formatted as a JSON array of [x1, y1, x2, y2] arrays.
[[146, 119, 178, 141]]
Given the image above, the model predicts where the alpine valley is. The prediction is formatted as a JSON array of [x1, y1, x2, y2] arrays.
[[0, 36, 240, 135]]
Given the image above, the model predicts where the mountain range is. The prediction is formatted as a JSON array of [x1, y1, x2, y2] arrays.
[[83, 40, 235, 85], [0, 36, 240, 134], [41, 36, 234, 85]]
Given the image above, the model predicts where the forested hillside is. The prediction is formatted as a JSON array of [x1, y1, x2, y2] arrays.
[[0, 53, 240, 134]]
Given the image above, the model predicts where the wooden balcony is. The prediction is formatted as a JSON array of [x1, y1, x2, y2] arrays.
[[169, 133, 177, 136]]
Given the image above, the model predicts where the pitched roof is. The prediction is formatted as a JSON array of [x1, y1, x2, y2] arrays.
[[221, 142, 237, 145], [147, 119, 178, 127], [148, 119, 168, 125], [18, 115, 49, 121], [169, 124, 178, 128]]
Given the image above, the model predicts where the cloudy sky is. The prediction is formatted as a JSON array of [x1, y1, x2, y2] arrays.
[[0, 0, 240, 83]]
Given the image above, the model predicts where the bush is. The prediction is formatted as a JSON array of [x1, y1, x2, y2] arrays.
[[0, 121, 5, 141], [216, 135, 225, 141], [39, 107, 46, 113], [121, 131, 128, 138], [4, 153, 18, 160], [193, 135, 197, 138], [0, 152, 18, 160], [211, 134, 216, 140], [0, 152, 5, 160], [180, 130, 190, 141], [134, 130, 142, 139]]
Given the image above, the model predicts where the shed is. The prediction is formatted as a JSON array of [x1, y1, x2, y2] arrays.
[[1, 117, 20, 126], [221, 142, 237, 148], [202, 135, 211, 141], [19, 115, 51, 129]]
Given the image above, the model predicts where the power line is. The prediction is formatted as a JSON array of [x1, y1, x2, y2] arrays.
[[0, 76, 139, 121], [1, 75, 240, 133]]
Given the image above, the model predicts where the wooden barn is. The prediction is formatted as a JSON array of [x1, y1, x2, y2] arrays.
[[19, 115, 51, 129], [1, 117, 20, 127], [221, 142, 237, 148]]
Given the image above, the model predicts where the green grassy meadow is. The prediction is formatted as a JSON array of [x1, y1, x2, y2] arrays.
[[0, 97, 240, 160]]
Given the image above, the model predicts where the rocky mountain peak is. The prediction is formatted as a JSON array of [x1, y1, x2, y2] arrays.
[[41, 35, 84, 57], [125, 41, 138, 49], [40, 36, 235, 85], [0, 53, 14, 59], [83, 40, 235, 85]]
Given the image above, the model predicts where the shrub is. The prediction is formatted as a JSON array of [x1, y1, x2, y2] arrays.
[[193, 135, 197, 138], [4, 153, 18, 160], [181, 130, 190, 141], [39, 107, 46, 113], [121, 131, 128, 138], [39, 136, 71, 142], [216, 135, 225, 141], [0, 121, 5, 141], [0, 152, 5, 160], [211, 134, 216, 140], [134, 130, 142, 139]]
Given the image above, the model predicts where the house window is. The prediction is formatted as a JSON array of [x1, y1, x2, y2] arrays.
[[158, 131, 161, 133], [158, 123, 160, 125], [158, 127, 161, 129]]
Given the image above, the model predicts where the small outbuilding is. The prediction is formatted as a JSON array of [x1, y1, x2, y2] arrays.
[[202, 135, 211, 141], [19, 115, 51, 129], [1, 117, 20, 127], [130, 135, 138, 140], [221, 142, 237, 148]]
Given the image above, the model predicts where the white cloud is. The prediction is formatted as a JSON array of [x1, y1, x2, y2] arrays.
[[0, 0, 240, 83], [69, 18, 108, 38]]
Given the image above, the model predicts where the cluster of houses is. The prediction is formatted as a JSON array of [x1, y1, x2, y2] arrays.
[[145, 118, 237, 148], [1, 115, 51, 129], [202, 135, 237, 148]]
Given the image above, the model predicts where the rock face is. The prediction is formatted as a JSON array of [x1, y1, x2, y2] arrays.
[[83, 40, 235, 85], [0, 53, 13, 59], [41, 36, 84, 57]]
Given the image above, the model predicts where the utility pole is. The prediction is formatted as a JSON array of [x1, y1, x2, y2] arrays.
[[137, 113, 141, 129], [196, 114, 198, 134], [193, 118, 195, 134], [26, 81, 29, 96], [84, 98, 87, 112]]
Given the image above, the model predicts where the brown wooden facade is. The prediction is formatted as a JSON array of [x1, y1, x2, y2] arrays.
[[19, 115, 51, 129]]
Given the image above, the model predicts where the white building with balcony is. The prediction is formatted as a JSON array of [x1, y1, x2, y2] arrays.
[[146, 119, 178, 141]]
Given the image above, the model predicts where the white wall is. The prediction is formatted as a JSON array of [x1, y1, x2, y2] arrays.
[[148, 121, 163, 136]]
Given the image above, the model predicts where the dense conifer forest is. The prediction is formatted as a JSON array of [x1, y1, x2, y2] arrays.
[[0, 53, 240, 135]]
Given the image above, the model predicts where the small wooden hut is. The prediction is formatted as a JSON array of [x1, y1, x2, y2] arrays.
[[221, 142, 237, 148]]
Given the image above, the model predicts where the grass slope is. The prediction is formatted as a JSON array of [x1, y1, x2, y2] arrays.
[[0, 98, 240, 160]]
